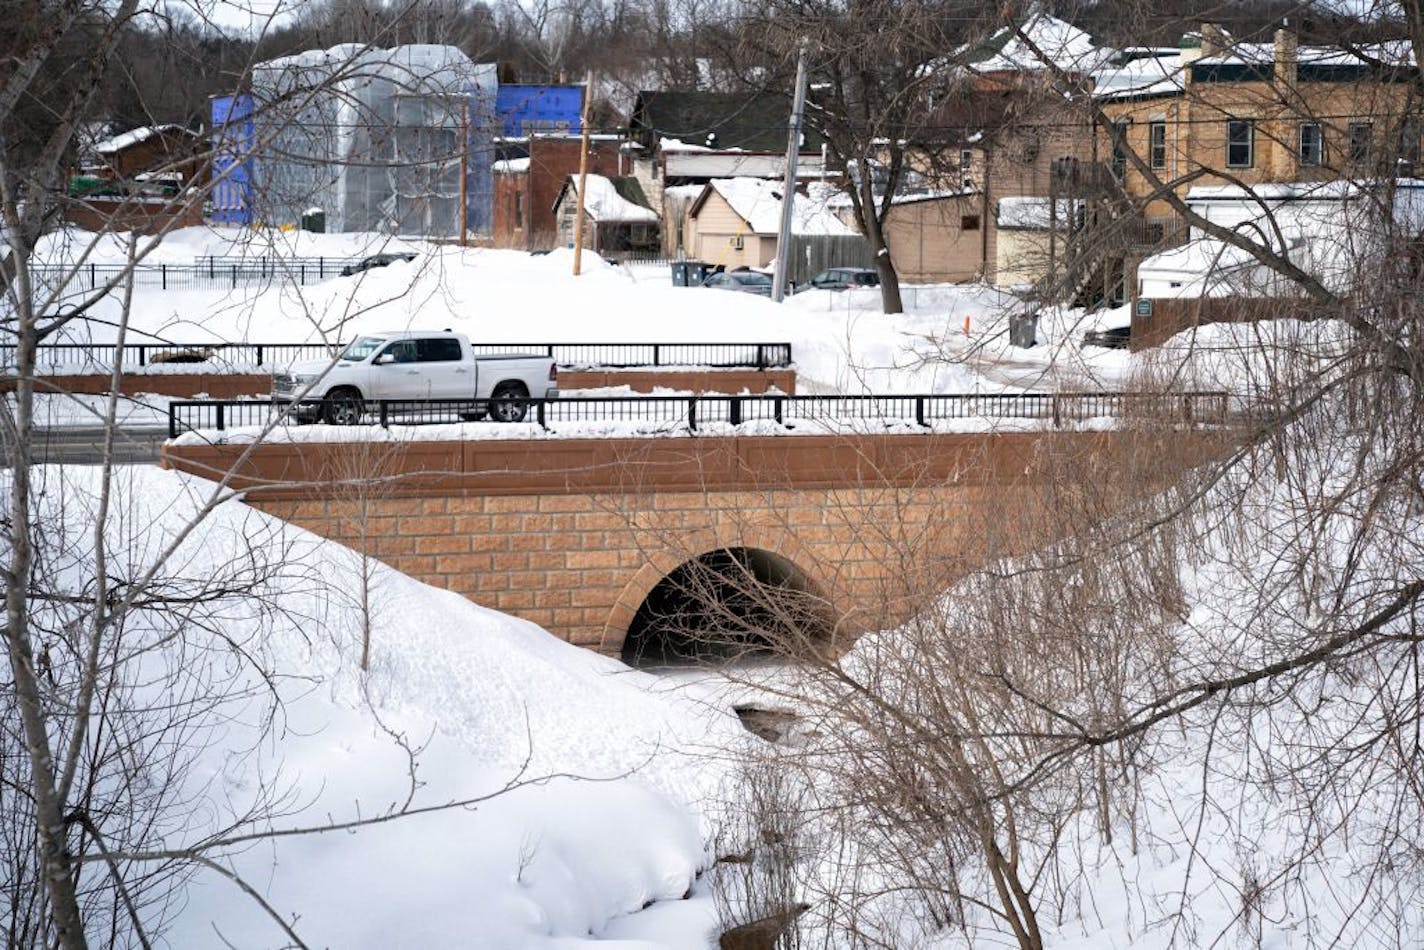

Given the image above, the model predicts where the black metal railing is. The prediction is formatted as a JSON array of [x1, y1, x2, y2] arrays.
[[7, 341, 794, 372], [25, 257, 364, 292], [168, 391, 1230, 439]]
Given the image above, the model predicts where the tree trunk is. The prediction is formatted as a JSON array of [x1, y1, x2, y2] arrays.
[[857, 172, 904, 314]]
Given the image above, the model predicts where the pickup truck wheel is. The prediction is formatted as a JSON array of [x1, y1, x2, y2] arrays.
[[489, 382, 529, 423], [322, 388, 365, 425]]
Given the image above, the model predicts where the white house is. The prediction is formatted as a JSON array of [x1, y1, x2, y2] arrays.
[[1137, 180, 1424, 298]]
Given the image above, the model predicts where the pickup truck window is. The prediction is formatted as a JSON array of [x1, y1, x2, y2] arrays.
[[342, 337, 387, 361], [417, 338, 463, 362], [381, 341, 417, 363]]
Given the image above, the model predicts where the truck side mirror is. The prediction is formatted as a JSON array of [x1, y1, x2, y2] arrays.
[[374, 353, 394, 365]]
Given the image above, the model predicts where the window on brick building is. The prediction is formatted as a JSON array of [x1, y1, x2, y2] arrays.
[[1227, 119, 1254, 168]]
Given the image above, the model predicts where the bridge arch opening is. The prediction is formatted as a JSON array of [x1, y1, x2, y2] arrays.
[[621, 547, 834, 667]]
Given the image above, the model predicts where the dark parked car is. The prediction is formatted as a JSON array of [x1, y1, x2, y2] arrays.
[[800, 267, 880, 292], [702, 270, 773, 297], [341, 252, 418, 276], [1083, 325, 1131, 348]]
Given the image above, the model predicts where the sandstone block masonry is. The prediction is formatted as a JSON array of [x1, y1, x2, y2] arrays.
[[163, 430, 1227, 655]]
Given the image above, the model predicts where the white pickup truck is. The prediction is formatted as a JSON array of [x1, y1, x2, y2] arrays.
[[272, 330, 559, 424]]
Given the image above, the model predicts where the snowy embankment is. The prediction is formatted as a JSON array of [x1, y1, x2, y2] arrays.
[[31, 225, 1337, 400], [30, 226, 1021, 396], [24, 464, 751, 947], [730, 403, 1423, 947]]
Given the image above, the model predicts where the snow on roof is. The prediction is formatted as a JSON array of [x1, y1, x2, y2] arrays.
[[492, 157, 531, 174], [1092, 54, 1186, 101], [1138, 237, 1261, 276], [565, 174, 659, 223], [93, 124, 195, 155], [1195, 39, 1414, 69], [701, 178, 855, 236], [973, 12, 1111, 74], [888, 188, 978, 207], [997, 196, 1078, 229]]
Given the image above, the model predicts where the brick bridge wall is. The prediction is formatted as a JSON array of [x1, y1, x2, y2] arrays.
[[162, 429, 1223, 654]]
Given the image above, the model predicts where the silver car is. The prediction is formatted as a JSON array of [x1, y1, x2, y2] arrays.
[[702, 270, 773, 296]]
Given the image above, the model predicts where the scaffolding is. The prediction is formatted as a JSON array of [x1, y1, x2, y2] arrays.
[[250, 44, 496, 236]]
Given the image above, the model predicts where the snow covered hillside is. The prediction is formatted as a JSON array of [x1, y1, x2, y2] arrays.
[[8, 464, 752, 948], [726, 403, 1424, 948]]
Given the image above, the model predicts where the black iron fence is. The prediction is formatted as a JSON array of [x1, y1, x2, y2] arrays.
[[8, 341, 794, 372], [168, 391, 1230, 439], [26, 257, 363, 293]]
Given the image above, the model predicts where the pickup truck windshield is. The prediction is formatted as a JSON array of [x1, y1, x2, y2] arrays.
[[341, 337, 387, 361]]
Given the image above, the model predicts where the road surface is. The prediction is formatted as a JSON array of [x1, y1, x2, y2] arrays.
[[0, 426, 168, 466]]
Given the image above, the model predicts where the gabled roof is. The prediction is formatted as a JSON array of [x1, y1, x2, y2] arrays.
[[630, 91, 824, 152], [689, 178, 854, 236], [963, 11, 1110, 74], [554, 174, 659, 223], [93, 125, 199, 155]]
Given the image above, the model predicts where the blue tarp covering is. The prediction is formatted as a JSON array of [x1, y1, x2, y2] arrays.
[[210, 93, 253, 225], [495, 85, 583, 137]]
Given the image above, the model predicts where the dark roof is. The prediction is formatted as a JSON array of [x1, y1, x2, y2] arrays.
[[630, 90, 825, 152], [608, 176, 652, 210]]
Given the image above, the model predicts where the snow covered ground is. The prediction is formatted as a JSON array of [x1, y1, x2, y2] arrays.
[[20, 464, 754, 948], [29, 226, 1025, 396], [11, 225, 1393, 950]]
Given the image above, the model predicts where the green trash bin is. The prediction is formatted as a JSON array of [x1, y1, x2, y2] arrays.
[[300, 208, 326, 233]]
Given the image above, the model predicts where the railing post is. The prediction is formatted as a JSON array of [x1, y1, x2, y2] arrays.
[[138, 345, 146, 367], [1051, 394, 1061, 429], [653, 344, 661, 366], [161, 263, 167, 290], [774, 396, 783, 425], [687, 397, 697, 432], [915, 395, 926, 427], [379, 401, 389, 428], [537, 400, 546, 429], [168, 404, 178, 439], [729, 395, 742, 426], [757, 345, 766, 370], [255, 344, 264, 367], [216, 404, 225, 432], [231, 265, 237, 289]]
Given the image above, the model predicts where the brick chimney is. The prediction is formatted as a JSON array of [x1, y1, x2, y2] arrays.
[[1201, 23, 1228, 58], [1274, 26, 1298, 87]]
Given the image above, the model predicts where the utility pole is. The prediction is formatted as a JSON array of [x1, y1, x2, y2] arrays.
[[771, 43, 810, 303], [459, 97, 469, 247], [572, 71, 594, 276]]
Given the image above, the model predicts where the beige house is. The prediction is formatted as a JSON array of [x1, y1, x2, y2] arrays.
[[685, 178, 855, 270]]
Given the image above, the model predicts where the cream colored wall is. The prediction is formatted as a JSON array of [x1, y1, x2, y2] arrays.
[[994, 228, 1054, 288], [688, 191, 771, 269], [884, 196, 992, 282]]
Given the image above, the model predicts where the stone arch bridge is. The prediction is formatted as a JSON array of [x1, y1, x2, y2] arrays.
[[161, 428, 1224, 661]]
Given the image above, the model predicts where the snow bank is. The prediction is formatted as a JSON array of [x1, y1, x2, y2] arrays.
[[17, 464, 750, 947]]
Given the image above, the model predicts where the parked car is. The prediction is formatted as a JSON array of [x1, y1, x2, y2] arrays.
[[702, 270, 773, 296], [1082, 325, 1131, 349], [272, 330, 559, 424], [799, 267, 880, 292], [340, 252, 417, 277]]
